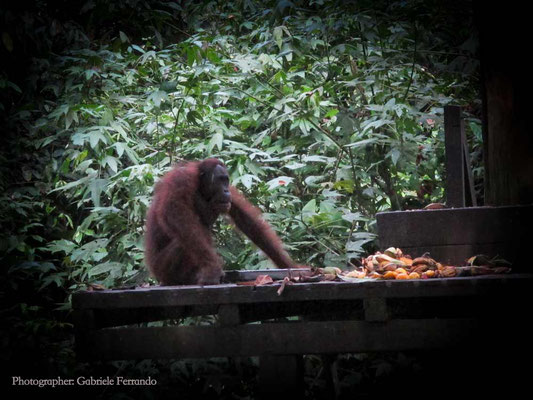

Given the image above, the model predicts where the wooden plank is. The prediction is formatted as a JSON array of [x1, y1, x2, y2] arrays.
[[377, 205, 533, 247], [393, 243, 513, 266], [72, 309, 95, 331], [72, 274, 533, 310], [377, 205, 533, 267], [84, 293, 517, 329], [91, 305, 217, 328], [91, 300, 361, 329], [444, 105, 465, 207], [76, 318, 486, 361], [224, 268, 310, 282]]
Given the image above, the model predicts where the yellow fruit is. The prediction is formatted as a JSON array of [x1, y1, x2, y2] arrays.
[[421, 270, 436, 279], [395, 268, 407, 275], [400, 257, 413, 266], [383, 271, 397, 279]]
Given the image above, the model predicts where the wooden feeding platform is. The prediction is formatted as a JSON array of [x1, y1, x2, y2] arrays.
[[71, 105, 533, 395], [73, 269, 533, 396], [73, 270, 533, 361]]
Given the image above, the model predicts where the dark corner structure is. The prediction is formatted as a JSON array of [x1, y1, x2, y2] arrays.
[[377, 105, 533, 267], [72, 3, 533, 398], [378, 2, 533, 273]]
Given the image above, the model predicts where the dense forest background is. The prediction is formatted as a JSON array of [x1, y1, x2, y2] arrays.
[[1, 0, 481, 397]]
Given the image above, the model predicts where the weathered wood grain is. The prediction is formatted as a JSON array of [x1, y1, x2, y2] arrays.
[[73, 274, 532, 310], [376, 205, 533, 266]]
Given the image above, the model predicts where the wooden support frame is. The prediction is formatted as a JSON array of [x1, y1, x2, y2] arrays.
[[72, 273, 533, 398], [73, 274, 532, 360]]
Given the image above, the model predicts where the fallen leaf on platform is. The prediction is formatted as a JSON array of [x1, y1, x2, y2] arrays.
[[236, 274, 274, 286], [424, 203, 446, 209], [254, 274, 274, 285]]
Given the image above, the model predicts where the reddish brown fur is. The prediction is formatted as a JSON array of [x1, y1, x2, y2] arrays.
[[145, 159, 296, 285], [228, 186, 295, 270]]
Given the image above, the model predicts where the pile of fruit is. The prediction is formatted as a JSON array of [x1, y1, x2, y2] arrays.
[[338, 247, 511, 281], [237, 248, 512, 293]]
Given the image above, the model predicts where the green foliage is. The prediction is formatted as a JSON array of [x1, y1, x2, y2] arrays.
[[1, 0, 480, 390], [1, 0, 480, 293]]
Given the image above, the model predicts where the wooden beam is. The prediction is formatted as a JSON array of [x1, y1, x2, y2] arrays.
[[72, 274, 533, 310], [90, 305, 218, 328], [224, 268, 309, 282], [363, 297, 388, 322], [377, 205, 533, 265], [377, 206, 533, 246], [76, 318, 484, 361]]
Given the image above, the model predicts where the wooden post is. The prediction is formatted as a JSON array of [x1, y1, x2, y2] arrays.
[[258, 315, 304, 400], [444, 105, 465, 207], [444, 105, 476, 207], [72, 309, 95, 361]]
